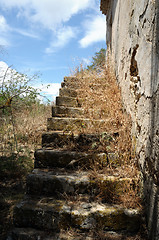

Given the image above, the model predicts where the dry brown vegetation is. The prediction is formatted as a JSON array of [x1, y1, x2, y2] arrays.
[[67, 64, 142, 210], [0, 103, 51, 239], [0, 104, 50, 157]]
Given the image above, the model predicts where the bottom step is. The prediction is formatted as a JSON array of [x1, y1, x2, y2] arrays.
[[9, 228, 143, 240], [13, 198, 141, 233]]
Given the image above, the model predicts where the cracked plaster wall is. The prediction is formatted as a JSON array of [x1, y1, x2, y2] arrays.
[[100, 0, 159, 239]]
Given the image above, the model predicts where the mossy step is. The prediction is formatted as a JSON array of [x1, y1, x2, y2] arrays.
[[59, 87, 77, 98], [34, 149, 107, 169], [26, 169, 137, 200], [56, 96, 80, 108], [42, 131, 114, 149], [52, 106, 84, 118], [47, 117, 106, 132], [13, 198, 141, 232]]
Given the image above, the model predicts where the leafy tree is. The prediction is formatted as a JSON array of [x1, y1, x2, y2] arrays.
[[87, 48, 106, 70], [0, 66, 45, 111]]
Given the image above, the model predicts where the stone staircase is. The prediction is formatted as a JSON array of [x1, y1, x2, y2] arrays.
[[9, 76, 142, 240]]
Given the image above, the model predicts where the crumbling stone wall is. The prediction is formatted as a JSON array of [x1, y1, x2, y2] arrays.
[[100, 0, 159, 239]]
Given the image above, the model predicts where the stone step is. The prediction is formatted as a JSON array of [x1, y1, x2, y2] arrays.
[[56, 96, 80, 108], [47, 117, 106, 132], [34, 149, 107, 169], [59, 87, 77, 98], [64, 76, 79, 83], [10, 228, 93, 240], [10, 228, 46, 240], [61, 81, 81, 89], [52, 106, 84, 118], [10, 227, 142, 240], [26, 169, 136, 200], [13, 198, 141, 233], [42, 131, 114, 149]]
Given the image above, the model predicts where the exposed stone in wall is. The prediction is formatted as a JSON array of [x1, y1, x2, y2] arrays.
[[100, 0, 159, 239]]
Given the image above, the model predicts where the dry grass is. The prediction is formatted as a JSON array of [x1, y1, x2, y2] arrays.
[[68, 65, 142, 209], [0, 103, 51, 158], [0, 103, 51, 240], [52, 228, 148, 240]]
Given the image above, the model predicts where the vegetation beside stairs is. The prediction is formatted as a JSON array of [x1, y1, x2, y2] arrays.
[[7, 64, 148, 239]]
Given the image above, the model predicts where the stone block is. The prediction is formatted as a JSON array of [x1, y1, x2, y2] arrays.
[[59, 88, 77, 98], [56, 96, 79, 107], [52, 106, 84, 118], [34, 149, 107, 169]]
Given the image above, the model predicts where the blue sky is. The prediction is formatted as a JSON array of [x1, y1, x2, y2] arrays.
[[0, 0, 106, 101]]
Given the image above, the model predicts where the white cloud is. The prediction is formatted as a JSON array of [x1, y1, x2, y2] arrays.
[[0, 61, 18, 85], [33, 82, 61, 101], [79, 15, 106, 48], [82, 58, 91, 66], [0, 15, 10, 46], [0, 61, 9, 76], [0, 14, 39, 47], [0, 15, 9, 32], [0, 1, 106, 52], [13, 28, 39, 39], [45, 26, 77, 54], [0, 0, 95, 30]]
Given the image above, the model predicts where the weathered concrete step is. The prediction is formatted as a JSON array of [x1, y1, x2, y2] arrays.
[[59, 87, 77, 98], [52, 106, 84, 118], [10, 227, 140, 240], [42, 131, 114, 149], [47, 117, 106, 132], [10, 228, 46, 240], [64, 76, 79, 83], [61, 81, 81, 89], [34, 149, 107, 169], [26, 169, 136, 200], [10, 228, 92, 240], [13, 198, 141, 233], [61, 80, 105, 89], [56, 96, 81, 107]]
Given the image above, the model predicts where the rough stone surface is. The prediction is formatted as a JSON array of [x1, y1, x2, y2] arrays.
[[100, 0, 159, 239], [34, 149, 107, 169], [59, 87, 77, 98], [56, 96, 80, 107], [13, 198, 141, 232], [52, 106, 84, 118], [42, 131, 113, 149], [26, 169, 135, 198], [47, 117, 106, 132]]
